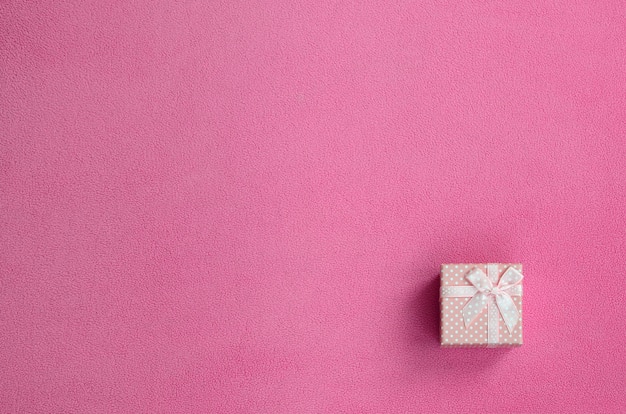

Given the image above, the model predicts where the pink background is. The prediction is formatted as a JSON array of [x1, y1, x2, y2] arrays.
[[1, 1, 625, 413]]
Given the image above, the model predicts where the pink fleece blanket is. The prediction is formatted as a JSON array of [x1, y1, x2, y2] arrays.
[[1, 1, 625, 413]]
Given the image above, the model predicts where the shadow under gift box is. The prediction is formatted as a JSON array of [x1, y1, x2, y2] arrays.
[[440, 263, 523, 348]]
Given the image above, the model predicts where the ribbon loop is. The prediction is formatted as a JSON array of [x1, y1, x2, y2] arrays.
[[497, 267, 523, 290], [465, 268, 492, 292]]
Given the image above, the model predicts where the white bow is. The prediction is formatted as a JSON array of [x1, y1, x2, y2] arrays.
[[462, 266, 523, 333]]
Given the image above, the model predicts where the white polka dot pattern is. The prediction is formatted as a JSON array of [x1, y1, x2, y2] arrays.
[[440, 263, 523, 348]]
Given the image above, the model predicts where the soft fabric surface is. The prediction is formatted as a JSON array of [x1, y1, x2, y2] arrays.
[[1, 1, 625, 413]]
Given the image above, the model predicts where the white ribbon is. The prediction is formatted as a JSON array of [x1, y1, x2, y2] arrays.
[[441, 264, 523, 346]]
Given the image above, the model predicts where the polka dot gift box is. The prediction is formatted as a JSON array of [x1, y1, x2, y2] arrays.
[[440, 263, 523, 347]]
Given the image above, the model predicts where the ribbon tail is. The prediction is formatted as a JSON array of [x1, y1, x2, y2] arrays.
[[462, 292, 489, 328], [495, 293, 520, 333]]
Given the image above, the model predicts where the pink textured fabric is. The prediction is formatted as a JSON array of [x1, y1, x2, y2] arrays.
[[1, 1, 625, 413]]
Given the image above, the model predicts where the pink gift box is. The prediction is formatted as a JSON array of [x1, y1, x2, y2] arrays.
[[440, 263, 523, 347]]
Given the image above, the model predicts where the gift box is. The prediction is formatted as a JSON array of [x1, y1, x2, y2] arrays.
[[440, 263, 523, 347]]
